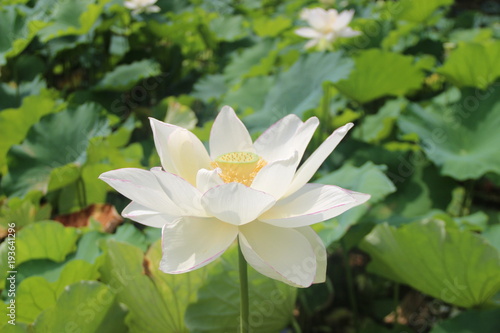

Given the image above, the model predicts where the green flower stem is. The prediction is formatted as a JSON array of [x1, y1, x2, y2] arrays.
[[238, 239, 249, 333], [341, 239, 359, 333]]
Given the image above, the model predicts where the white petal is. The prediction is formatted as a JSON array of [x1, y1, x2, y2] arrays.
[[160, 217, 238, 273], [146, 5, 160, 12], [305, 39, 319, 49], [209, 106, 255, 159], [251, 152, 300, 199], [306, 8, 328, 31], [122, 202, 176, 228], [196, 168, 224, 193], [201, 183, 276, 225], [99, 168, 181, 215], [332, 9, 355, 31], [296, 227, 327, 283], [239, 222, 317, 288], [151, 168, 207, 217], [149, 118, 211, 185], [124, 2, 137, 9], [165, 129, 212, 185], [338, 28, 361, 38], [260, 184, 370, 228], [295, 27, 322, 39], [254, 115, 319, 163], [285, 123, 354, 196], [326, 9, 339, 25]]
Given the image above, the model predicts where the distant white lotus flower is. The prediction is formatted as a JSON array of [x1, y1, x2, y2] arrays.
[[296, 8, 361, 50], [124, 0, 160, 14], [99, 106, 370, 288]]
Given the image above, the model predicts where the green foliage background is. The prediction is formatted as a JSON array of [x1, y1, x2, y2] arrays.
[[0, 0, 499, 332]]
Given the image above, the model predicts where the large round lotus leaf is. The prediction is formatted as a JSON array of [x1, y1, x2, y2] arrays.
[[395, 0, 454, 23], [99, 239, 208, 333], [333, 49, 423, 104], [1, 103, 108, 197], [398, 89, 500, 180], [33, 281, 128, 333], [430, 309, 500, 333], [245, 51, 354, 129], [360, 219, 500, 308], [437, 41, 500, 90]]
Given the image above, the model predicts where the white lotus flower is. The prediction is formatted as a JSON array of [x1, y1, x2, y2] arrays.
[[124, 0, 160, 14], [99, 106, 370, 288], [295, 8, 361, 50]]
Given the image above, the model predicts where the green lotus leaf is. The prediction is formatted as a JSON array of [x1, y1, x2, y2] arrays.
[[398, 89, 500, 180], [430, 308, 500, 333], [0, 90, 61, 170], [33, 281, 127, 333], [1, 103, 109, 197], [353, 98, 407, 144], [437, 41, 500, 90], [395, 0, 453, 23], [94, 59, 162, 91], [185, 245, 296, 333], [209, 15, 248, 42], [16, 260, 99, 323], [99, 239, 207, 333], [246, 51, 353, 129], [334, 49, 423, 104], [360, 219, 500, 308], [37, 0, 108, 42], [0, 221, 80, 288]]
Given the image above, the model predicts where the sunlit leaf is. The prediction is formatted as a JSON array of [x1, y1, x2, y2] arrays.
[[395, 0, 454, 23], [252, 16, 291, 37], [33, 281, 127, 332], [1, 103, 109, 197], [16, 260, 99, 323], [0, 91, 60, 170], [360, 219, 500, 308], [334, 49, 423, 104], [437, 41, 500, 90], [0, 221, 79, 288]]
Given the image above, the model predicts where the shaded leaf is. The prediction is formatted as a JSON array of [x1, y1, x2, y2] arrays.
[[246, 51, 353, 129], [94, 59, 161, 91], [430, 308, 500, 333], [398, 90, 500, 180], [353, 98, 407, 144], [185, 246, 296, 333], [99, 239, 207, 333]]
